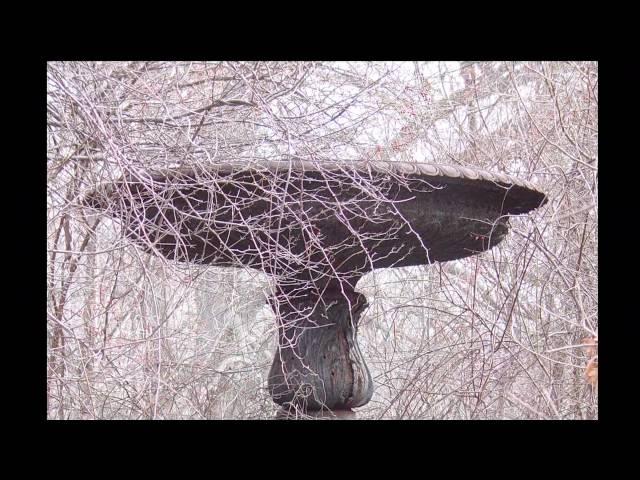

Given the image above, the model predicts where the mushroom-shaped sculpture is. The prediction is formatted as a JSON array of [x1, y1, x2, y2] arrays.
[[84, 159, 547, 416]]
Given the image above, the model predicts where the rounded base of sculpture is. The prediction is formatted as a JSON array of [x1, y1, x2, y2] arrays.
[[267, 286, 373, 411], [275, 408, 357, 420]]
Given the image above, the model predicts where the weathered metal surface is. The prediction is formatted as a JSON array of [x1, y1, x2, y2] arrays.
[[84, 159, 547, 414], [85, 159, 547, 288], [268, 288, 373, 411]]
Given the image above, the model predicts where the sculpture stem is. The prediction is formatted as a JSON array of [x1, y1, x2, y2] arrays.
[[267, 285, 373, 412]]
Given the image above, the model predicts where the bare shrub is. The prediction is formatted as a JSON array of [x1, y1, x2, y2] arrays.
[[47, 61, 597, 419]]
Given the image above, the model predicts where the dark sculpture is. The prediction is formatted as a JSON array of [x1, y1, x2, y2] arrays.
[[85, 159, 547, 416]]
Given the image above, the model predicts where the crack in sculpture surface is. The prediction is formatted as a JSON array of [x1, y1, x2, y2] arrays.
[[85, 159, 547, 416]]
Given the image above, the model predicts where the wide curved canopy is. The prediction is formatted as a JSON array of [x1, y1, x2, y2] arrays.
[[85, 159, 547, 288]]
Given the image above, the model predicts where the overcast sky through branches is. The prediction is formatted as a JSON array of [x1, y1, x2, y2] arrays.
[[47, 61, 598, 420]]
